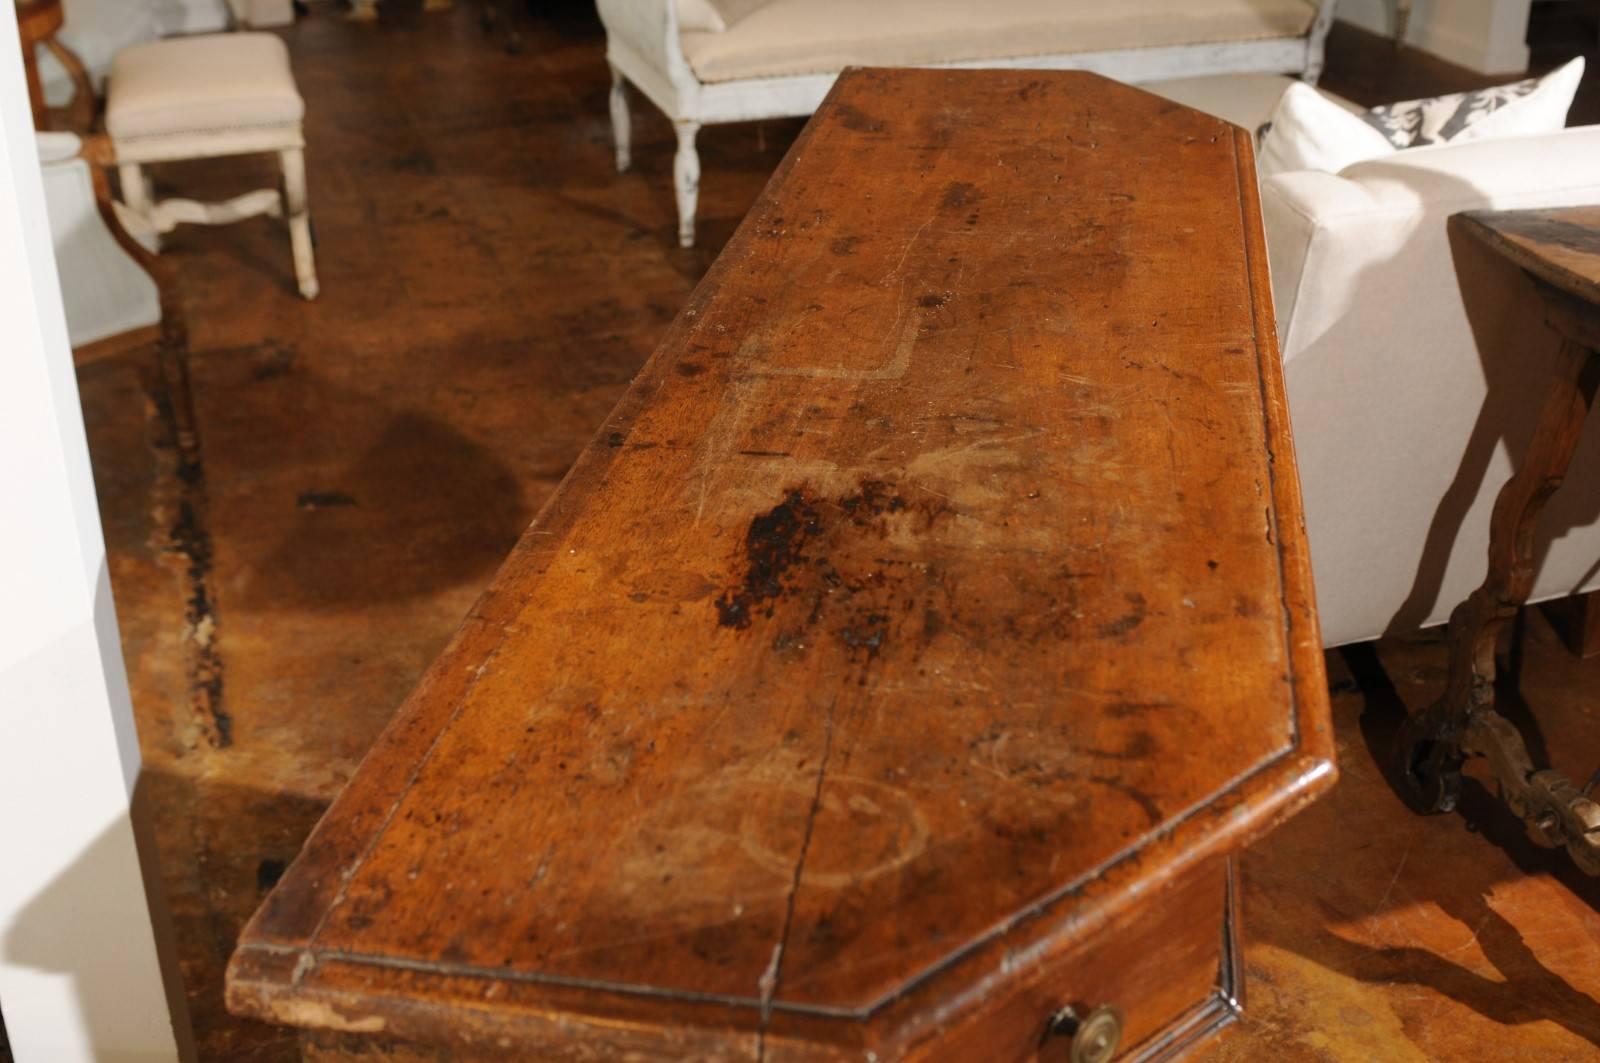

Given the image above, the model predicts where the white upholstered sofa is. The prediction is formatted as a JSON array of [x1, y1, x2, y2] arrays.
[[599, 0, 1340, 246], [1263, 126, 1600, 647]]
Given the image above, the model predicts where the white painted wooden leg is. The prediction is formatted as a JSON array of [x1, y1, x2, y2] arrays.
[[608, 65, 631, 173], [673, 120, 700, 249], [117, 162, 159, 251], [280, 148, 319, 300]]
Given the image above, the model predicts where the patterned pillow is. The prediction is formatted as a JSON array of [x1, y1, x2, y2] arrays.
[[1364, 73, 1561, 148], [1258, 57, 1585, 178]]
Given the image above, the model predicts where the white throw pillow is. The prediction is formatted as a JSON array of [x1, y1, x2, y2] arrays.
[[1257, 82, 1393, 177], [1258, 57, 1585, 178]]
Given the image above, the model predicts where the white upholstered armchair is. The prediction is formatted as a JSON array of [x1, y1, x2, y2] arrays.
[[597, 0, 1340, 247]]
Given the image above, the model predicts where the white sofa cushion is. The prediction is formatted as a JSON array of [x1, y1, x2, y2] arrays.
[[679, 0, 1320, 84], [1263, 126, 1600, 646], [106, 32, 303, 143]]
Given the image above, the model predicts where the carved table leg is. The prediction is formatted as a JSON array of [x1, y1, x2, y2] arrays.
[[1396, 330, 1600, 873]]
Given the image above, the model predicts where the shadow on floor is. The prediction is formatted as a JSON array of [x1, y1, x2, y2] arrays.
[[1315, 637, 1600, 1047]]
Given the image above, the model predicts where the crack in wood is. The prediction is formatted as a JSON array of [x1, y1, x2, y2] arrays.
[[758, 698, 836, 1060], [147, 326, 231, 747]]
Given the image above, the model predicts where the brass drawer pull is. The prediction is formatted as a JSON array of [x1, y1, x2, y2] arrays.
[[1047, 1004, 1124, 1063]]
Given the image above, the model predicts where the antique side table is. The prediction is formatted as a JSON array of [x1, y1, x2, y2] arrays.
[[227, 68, 1336, 1061], [1397, 206, 1600, 875]]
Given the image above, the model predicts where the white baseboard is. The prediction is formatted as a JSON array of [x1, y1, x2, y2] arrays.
[[1337, 0, 1532, 76], [1406, 16, 1531, 74], [153, 0, 235, 34]]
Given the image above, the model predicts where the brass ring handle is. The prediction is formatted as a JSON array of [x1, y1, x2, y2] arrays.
[[1047, 1003, 1124, 1063]]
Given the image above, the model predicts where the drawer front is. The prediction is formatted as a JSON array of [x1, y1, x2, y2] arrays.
[[897, 855, 1239, 1063], [300, 856, 1239, 1063]]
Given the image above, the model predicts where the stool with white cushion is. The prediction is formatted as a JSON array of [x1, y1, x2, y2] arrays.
[[106, 32, 319, 300]]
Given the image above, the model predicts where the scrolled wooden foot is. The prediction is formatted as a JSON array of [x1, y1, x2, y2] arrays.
[[1392, 704, 1463, 815]]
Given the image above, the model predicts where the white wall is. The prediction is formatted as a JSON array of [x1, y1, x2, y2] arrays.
[[0, 8, 192, 1061], [154, 0, 237, 35], [1339, 0, 1533, 75], [37, 0, 237, 106]]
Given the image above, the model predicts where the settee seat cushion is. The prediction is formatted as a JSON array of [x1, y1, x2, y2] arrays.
[[680, 0, 1320, 84], [107, 33, 303, 144]]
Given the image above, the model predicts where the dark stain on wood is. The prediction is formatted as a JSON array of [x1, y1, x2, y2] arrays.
[[940, 181, 980, 210], [1096, 592, 1149, 640], [716, 488, 823, 630], [833, 103, 886, 134], [297, 491, 357, 510]]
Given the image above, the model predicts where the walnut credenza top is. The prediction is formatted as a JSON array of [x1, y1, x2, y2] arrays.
[[228, 68, 1336, 1060]]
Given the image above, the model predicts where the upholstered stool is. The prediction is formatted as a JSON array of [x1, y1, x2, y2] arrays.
[[106, 33, 318, 299]]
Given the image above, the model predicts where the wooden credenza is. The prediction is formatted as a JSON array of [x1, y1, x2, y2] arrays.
[[227, 68, 1336, 1061]]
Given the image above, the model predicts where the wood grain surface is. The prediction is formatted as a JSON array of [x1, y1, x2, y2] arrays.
[[228, 67, 1335, 1059], [1457, 206, 1600, 309]]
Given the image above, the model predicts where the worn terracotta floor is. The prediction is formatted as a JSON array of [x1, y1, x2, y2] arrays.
[[66, 3, 1600, 1060]]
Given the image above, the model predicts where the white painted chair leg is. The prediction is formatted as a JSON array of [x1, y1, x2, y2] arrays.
[[608, 65, 631, 173], [280, 147, 319, 300], [673, 120, 700, 249], [117, 161, 159, 251]]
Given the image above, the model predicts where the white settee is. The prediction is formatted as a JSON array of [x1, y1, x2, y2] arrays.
[[599, 0, 1340, 246]]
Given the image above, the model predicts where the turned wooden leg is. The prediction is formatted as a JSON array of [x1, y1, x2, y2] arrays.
[[673, 120, 700, 249], [117, 161, 160, 252], [608, 65, 631, 173], [280, 147, 319, 300], [1397, 334, 1600, 870]]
